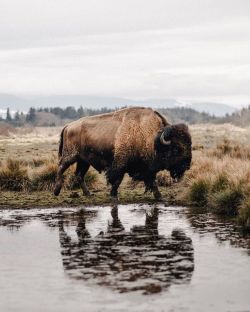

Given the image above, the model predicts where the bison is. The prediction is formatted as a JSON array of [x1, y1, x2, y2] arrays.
[[54, 107, 192, 200]]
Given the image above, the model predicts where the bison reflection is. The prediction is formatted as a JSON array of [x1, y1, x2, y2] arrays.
[[59, 206, 194, 294]]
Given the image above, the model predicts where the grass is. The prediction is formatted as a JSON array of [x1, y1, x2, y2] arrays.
[[208, 139, 250, 159], [0, 158, 98, 192], [0, 159, 30, 191], [0, 187, 179, 209], [184, 151, 250, 228], [188, 178, 210, 206], [30, 162, 58, 191]]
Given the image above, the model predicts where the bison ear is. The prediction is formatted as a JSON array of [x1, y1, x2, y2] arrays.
[[160, 126, 172, 145]]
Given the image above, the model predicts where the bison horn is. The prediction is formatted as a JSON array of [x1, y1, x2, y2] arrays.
[[160, 132, 171, 145]]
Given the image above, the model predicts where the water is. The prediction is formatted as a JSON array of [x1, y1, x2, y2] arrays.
[[0, 204, 250, 312]]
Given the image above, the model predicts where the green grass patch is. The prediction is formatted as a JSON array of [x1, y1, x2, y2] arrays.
[[188, 179, 210, 206]]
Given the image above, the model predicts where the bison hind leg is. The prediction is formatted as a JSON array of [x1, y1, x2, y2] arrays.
[[54, 155, 77, 196]]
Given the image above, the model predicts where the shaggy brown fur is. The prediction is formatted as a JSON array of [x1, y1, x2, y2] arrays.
[[60, 107, 167, 165]]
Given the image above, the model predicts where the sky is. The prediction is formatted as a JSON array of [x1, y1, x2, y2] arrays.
[[0, 0, 250, 107]]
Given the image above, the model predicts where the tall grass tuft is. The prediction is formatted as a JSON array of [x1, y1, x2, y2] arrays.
[[185, 154, 250, 220], [0, 159, 30, 191], [209, 187, 244, 216], [0, 157, 98, 192], [31, 162, 58, 191], [238, 200, 250, 229], [188, 178, 210, 206]]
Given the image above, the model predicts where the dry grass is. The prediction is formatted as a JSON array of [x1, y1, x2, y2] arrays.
[[0, 159, 30, 191], [184, 153, 250, 225], [181, 127, 250, 228], [30, 162, 58, 191], [207, 139, 250, 159], [0, 122, 17, 137], [0, 157, 97, 192], [156, 171, 172, 187]]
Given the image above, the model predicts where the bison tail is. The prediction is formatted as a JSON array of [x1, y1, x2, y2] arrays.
[[58, 126, 66, 157]]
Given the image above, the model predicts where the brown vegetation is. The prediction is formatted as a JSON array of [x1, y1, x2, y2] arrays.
[[184, 144, 250, 227], [0, 158, 97, 192]]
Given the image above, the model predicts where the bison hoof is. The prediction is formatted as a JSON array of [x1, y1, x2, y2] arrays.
[[110, 194, 119, 202], [84, 192, 93, 197], [154, 192, 162, 201], [54, 186, 61, 196]]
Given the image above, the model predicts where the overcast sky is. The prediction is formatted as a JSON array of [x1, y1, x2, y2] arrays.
[[0, 0, 250, 106]]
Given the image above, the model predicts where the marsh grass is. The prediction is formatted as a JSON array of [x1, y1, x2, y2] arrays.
[[188, 178, 210, 206], [238, 200, 250, 228], [0, 157, 98, 192], [0, 159, 30, 191], [31, 162, 58, 191], [185, 153, 250, 226]]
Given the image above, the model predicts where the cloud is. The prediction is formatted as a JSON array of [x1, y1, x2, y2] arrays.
[[0, 1, 250, 106]]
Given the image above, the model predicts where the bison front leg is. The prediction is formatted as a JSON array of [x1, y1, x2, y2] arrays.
[[106, 168, 125, 199], [75, 160, 91, 196], [144, 178, 162, 201]]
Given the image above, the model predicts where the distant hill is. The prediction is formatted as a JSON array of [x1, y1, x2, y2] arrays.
[[0, 94, 238, 117], [217, 105, 250, 127], [188, 102, 236, 117]]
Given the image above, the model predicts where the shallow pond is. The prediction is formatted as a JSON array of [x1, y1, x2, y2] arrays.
[[0, 204, 250, 312]]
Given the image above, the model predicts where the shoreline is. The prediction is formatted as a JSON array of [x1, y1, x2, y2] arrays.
[[1, 185, 249, 233], [0, 185, 186, 209]]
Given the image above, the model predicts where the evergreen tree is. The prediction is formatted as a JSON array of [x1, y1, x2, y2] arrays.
[[64, 106, 77, 119], [26, 107, 36, 123], [77, 106, 84, 118], [6, 108, 12, 122], [14, 111, 20, 121]]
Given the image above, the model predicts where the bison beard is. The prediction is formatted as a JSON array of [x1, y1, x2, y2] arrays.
[[54, 107, 192, 200]]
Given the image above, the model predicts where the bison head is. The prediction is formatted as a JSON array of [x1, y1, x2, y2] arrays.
[[156, 124, 192, 181]]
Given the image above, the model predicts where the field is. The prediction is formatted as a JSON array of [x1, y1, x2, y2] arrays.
[[1, 123, 250, 229]]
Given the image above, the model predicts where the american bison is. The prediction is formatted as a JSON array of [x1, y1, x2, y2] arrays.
[[54, 107, 192, 200]]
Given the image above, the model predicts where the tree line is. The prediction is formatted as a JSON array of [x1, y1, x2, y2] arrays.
[[2, 104, 250, 127], [1, 106, 115, 126]]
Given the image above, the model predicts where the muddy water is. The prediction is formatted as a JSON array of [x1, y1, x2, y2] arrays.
[[0, 205, 250, 312]]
